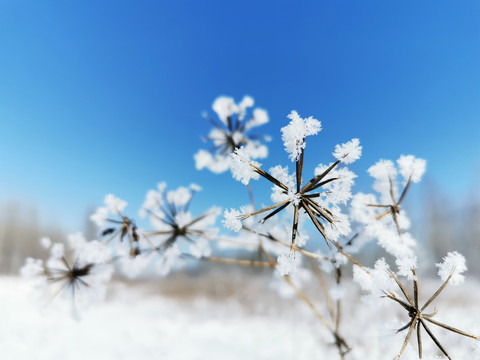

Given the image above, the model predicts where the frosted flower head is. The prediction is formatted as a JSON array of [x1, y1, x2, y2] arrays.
[[381, 260, 477, 359], [276, 252, 297, 276], [332, 138, 362, 164], [228, 114, 360, 265], [90, 194, 129, 226], [395, 256, 417, 280], [361, 155, 426, 239], [104, 194, 127, 214], [20, 257, 45, 278], [19, 233, 114, 314], [435, 251, 467, 286], [397, 155, 426, 183], [141, 183, 219, 263], [222, 208, 243, 232], [230, 146, 261, 185], [93, 197, 140, 259], [195, 95, 270, 174], [281, 110, 321, 162]]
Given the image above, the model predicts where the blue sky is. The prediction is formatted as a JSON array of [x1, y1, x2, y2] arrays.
[[0, 1, 479, 232]]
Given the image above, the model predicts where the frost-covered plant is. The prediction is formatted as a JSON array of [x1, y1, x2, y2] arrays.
[[138, 182, 221, 275], [195, 95, 270, 174], [381, 252, 477, 359], [19, 95, 480, 360], [350, 156, 426, 258], [90, 194, 140, 257], [20, 233, 113, 313], [225, 110, 362, 270]]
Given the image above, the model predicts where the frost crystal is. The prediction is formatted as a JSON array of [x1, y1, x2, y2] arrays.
[[104, 194, 128, 213], [332, 138, 362, 164], [435, 251, 467, 286], [355, 155, 426, 258], [190, 183, 202, 192], [195, 95, 269, 174], [90, 206, 109, 227], [395, 256, 417, 280], [140, 183, 218, 275], [75, 240, 113, 266], [276, 252, 297, 276], [222, 208, 243, 232], [397, 155, 426, 183], [20, 232, 114, 314], [212, 96, 238, 124], [281, 110, 321, 162], [166, 186, 192, 207], [245, 108, 269, 130], [90, 194, 128, 227], [230, 147, 261, 185], [20, 257, 44, 278], [353, 258, 397, 305], [156, 244, 182, 276], [50, 243, 65, 259]]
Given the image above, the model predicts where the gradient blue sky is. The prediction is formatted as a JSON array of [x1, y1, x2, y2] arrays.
[[1, 1, 479, 232]]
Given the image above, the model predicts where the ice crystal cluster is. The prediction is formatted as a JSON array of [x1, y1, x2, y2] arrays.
[[350, 155, 426, 259], [195, 95, 270, 174], [227, 110, 362, 274], [138, 182, 221, 274], [20, 95, 478, 359], [21, 233, 114, 312]]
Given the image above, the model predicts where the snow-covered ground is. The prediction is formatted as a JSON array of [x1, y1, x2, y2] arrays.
[[2, 268, 479, 360]]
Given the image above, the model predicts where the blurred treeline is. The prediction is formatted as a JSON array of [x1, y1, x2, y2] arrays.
[[1, 185, 479, 277]]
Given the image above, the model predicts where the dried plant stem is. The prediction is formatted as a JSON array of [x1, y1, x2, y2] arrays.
[[259, 243, 352, 358], [335, 268, 342, 330], [332, 240, 368, 273], [207, 236, 260, 248], [308, 259, 350, 359], [308, 258, 336, 321], [259, 244, 334, 331], [242, 226, 333, 262], [200, 256, 271, 268], [334, 267, 351, 358], [246, 183, 256, 210], [422, 316, 479, 340]]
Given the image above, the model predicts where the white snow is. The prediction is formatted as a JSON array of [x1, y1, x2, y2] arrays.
[[3, 273, 479, 360]]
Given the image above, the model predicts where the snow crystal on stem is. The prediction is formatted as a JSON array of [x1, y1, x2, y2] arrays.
[[245, 108, 269, 130], [276, 252, 297, 276], [20, 258, 44, 278], [435, 251, 467, 286], [156, 244, 182, 276], [397, 155, 426, 183], [50, 243, 65, 259], [353, 258, 397, 305], [90, 206, 109, 227], [212, 96, 238, 124], [230, 147, 261, 185], [281, 110, 321, 162], [75, 240, 113, 266], [222, 208, 243, 232], [194, 149, 213, 170], [167, 187, 192, 207], [190, 237, 212, 259], [395, 256, 417, 280], [190, 183, 202, 192], [333, 138, 362, 164], [104, 194, 127, 214]]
